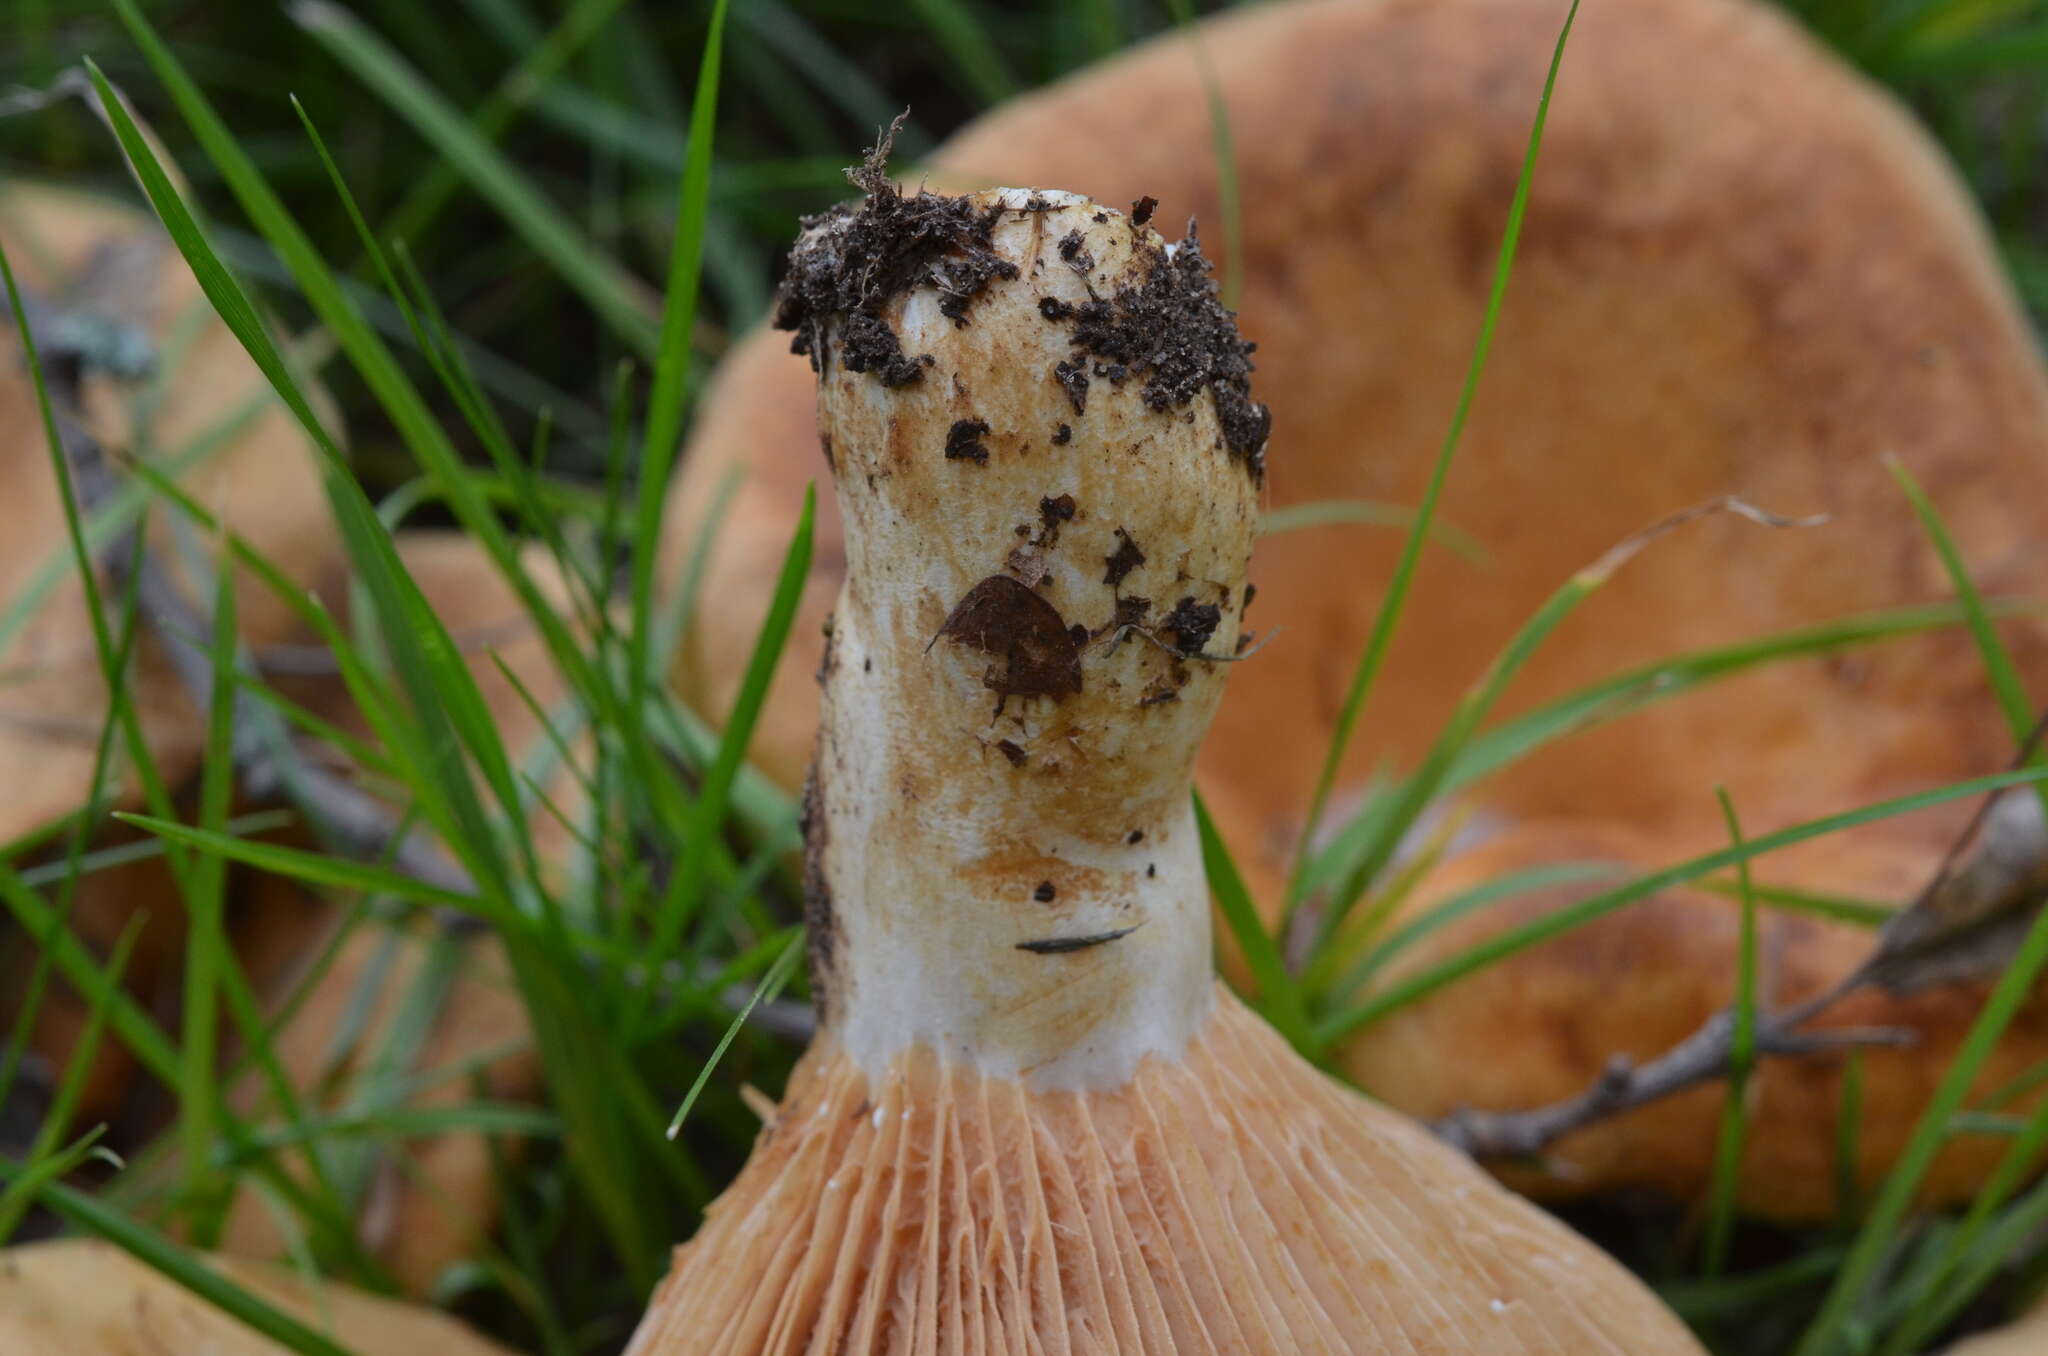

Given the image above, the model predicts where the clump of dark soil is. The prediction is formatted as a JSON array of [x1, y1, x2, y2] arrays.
[[1060, 222, 1270, 479], [1162, 595, 1223, 655], [774, 116, 1018, 386], [945, 418, 991, 464], [1103, 527, 1146, 587]]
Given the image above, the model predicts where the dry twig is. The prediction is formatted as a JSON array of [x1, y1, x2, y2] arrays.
[[1436, 716, 2048, 1161]]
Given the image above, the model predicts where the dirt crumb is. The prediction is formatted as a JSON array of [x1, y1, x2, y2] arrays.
[[1163, 595, 1222, 655], [945, 418, 991, 464], [1034, 493, 1076, 548], [1103, 528, 1146, 587]]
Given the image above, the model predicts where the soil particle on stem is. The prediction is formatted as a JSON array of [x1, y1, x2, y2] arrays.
[[945, 418, 992, 464], [1103, 528, 1146, 587], [774, 115, 1019, 387], [800, 769, 838, 1010], [1162, 595, 1223, 655]]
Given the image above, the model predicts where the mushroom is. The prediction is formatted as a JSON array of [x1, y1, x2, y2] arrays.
[[628, 173, 1702, 1352], [660, 0, 2048, 1213], [0, 1237, 515, 1355]]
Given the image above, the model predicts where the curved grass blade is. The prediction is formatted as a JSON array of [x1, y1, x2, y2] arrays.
[[1316, 764, 2048, 1050], [631, 0, 732, 741], [1165, 0, 1243, 308], [1700, 788, 1759, 1277], [667, 930, 804, 1139], [1285, 0, 1581, 922], [1260, 498, 1488, 563], [22, 1173, 356, 1356], [1889, 454, 2047, 820], [291, 0, 659, 357], [1195, 789, 1307, 1048]]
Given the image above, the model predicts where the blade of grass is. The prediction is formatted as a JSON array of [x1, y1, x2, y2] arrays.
[[0, 549, 145, 1126], [178, 560, 241, 1244], [1194, 789, 1307, 1047], [1793, 854, 2048, 1352], [15, 812, 292, 891], [111, 814, 486, 916], [0, 1134, 117, 1247], [290, 0, 660, 357], [25, 1173, 356, 1356], [0, 861, 181, 1087], [1165, 0, 1242, 308], [630, 487, 814, 1032], [1836, 1048, 1866, 1225], [1693, 879, 1894, 929], [1889, 454, 2048, 821], [1284, 0, 1579, 924], [631, 0, 731, 747], [0, 918, 139, 1242], [1440, 601, 2026, 811], [1311, 498, 1796, 962], [1315, 764, 2048, 1050], [667, 930, 804, 1139], [1332, 861, 1617, 1000], [1700, 788, 1759, 1276]]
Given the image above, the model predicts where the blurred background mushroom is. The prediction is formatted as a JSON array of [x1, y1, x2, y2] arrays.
[[663, 0, 2048, 1217], [0, 1236, 516, 1354], [0, 177, 553, 1294]]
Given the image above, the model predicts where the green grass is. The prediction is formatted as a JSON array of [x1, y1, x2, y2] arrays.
[[3, 0, 2048, 1353]]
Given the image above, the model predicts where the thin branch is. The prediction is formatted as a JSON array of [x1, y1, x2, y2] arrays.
[[1434, 1004, 1908, 1160], [1435, 714, 2048, 1161]]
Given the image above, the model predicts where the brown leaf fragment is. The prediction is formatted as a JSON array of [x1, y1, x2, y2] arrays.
[[1053, 359, 1089, 414], [934, 575, 1083, 701]]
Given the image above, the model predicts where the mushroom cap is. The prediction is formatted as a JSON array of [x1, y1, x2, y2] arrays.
[[662, 0, 2048, 1213], [628, 987, 1702, 1354], [0, 1237, 515, 1355]]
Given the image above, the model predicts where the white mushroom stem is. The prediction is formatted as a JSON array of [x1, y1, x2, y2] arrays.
[[796, 187, 1261, 1088]]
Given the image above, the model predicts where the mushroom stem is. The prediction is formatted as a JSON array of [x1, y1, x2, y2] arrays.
[[789, 176, 1262, 1087]]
